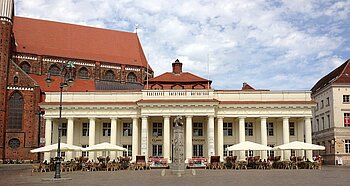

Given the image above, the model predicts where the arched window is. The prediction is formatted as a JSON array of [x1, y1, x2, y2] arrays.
[[8, 92, 24, 129], [13, 76, 19, 84], [20, 61, 31, 73], [78, 67, 89, 79], [104, 70, 115, 81], [49, 64, 61, 76], [127, 72, 137, 82]]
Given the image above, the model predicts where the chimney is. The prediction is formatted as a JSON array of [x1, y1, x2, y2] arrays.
[[172, 59, 182, 74]]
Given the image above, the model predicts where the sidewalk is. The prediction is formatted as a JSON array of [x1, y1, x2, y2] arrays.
[[1, 164, 350, 186]]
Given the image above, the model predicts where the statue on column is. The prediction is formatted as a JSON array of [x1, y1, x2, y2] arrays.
[[173, 116, 183, 127]]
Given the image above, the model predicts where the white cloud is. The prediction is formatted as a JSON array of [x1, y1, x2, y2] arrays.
[[14, 0, 350, 90]]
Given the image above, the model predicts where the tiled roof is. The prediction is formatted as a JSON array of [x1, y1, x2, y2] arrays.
[[29, 74, 96, 92], [220, 101, 316, 104], [12, 16, 150, 69], [96, 81, 143, 90], [311, 59, 350, 93], [148, 72, 210, 83], [242, 83, 255, 90]]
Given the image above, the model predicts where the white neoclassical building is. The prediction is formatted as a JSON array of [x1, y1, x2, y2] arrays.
[[41, 86, 315, 162]]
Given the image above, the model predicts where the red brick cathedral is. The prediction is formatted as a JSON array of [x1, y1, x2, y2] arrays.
[[0, 1, 213, 162]]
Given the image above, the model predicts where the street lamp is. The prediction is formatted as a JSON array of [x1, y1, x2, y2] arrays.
[[45, 61, 75, 179]]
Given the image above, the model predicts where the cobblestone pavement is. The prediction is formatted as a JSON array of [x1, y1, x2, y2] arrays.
[[1, 164, 349, 186]]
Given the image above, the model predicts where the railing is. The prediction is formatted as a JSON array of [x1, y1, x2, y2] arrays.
[[142, 90, 213, 100]]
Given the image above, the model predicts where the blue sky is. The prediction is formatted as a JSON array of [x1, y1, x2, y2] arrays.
[[15, 0, 350, 90]]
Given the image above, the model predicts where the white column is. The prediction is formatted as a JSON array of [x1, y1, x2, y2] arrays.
[[260, 117, 267, 160], [282, 117, 290, 160], [185, 116, 193, 161], [217, 117, 224, 161], [110, 117, 117, 160], [163, 116, 170, 162], [297, 119, 304, 157], [132, 117, 139, 162], [141, 116, 148, 160], [207, 115, 215, 157], [88, 117, 96, 161], [305, 117, 312, 161], [44, 118, 52, 161], [66, 117, 74, 160], [239, 117, 246, 160]]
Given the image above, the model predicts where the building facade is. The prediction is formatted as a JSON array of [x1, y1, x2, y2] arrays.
[[1, 0, 316, 163], [0, 0, 153, 162], [311, 59, 350, 165]]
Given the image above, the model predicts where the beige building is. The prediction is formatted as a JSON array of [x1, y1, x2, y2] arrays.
[[41, 62, 315, 163], [311, 59, 350, 165]]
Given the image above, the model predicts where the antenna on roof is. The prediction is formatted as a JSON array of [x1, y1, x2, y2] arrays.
[[135, 24, 139, 33]]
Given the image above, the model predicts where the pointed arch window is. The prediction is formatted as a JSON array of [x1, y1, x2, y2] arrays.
[[104, 70, 115, 81], [49, 64, 61, 76], [127, 72, 137, 82], [78, 67, 89, 79], [8, 92, 24, 129], [20, 61, 31, 73]]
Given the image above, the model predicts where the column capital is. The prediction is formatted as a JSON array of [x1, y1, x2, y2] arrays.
[[110, 117, 118, 120], [260, 116, 268, 120], [163, 115, 171, 119], [282, 116, 290, 120], [67, 117, 74, 121], [132, 117, 139, 120], [217, 116, 224, 120], [208, 115, 215, 119], [186, 115, 193, 119], [238, 116, 246, 119], [141, 115, 148, 119], [88, 117, 96, 120], [43, 116, 52, 120]]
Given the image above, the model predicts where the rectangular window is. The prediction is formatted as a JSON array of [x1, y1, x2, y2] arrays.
[[223, 144, 233, 157], [326, 97, 330, 106], [61, 123, 67, 136], [343, 95, 350, 103], [152, 123, 162, 137], [316, 119, 320, 131], [245, 122, 253, 136], [245, 150, 253, 157], [82, 145, 89, 157], [267, 145, 274, 158], [322, 117, 325, 130], [123, 145, 132, 157], [123, 123, 132, 136], [82, 123, 89, 136], [327, 115, 331, 128], [103, 123, 111, 136], [223, 122, 233, 136], [345, 140, 350, 153], [344, 113, 350, 127], [193, 144, 203, 157], [193, 123, 203, 136], [267, 122, 274, 136], [152, 145, 162, 156], [321, 100, 324, 108], [289, 122, 295, 136]]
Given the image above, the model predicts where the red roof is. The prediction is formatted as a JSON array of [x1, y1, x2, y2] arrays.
[[29, 74, 96, 92], [311, 59, 350, 93], [12, 16, 149, 69], [148, 72, 210, 83]]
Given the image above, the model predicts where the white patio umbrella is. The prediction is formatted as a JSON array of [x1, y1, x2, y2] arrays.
[[226, 141, 272, 151], [30, 143, 82, 153], [82, 142, 127, 151], [273, 141, 325, 150]]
